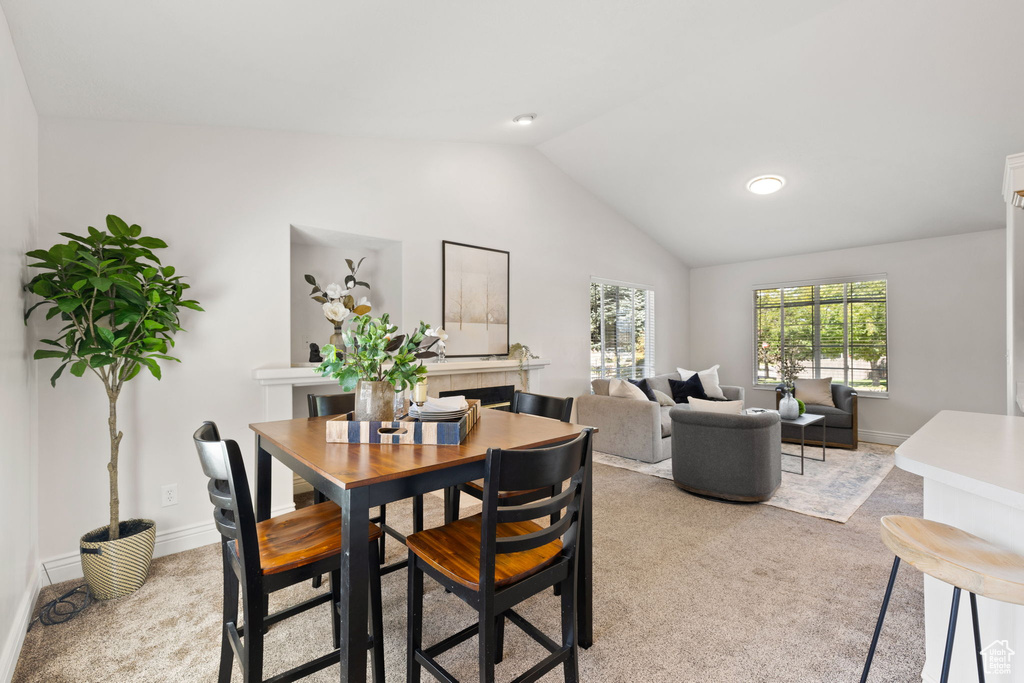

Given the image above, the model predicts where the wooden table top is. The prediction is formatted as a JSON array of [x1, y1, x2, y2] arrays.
[[250, 409, 593, 489]]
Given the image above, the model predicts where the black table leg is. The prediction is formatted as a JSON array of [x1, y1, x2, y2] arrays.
[[338, 486, 370, 683], [255, 435, 272, 522], [578, 435, 594, 649]]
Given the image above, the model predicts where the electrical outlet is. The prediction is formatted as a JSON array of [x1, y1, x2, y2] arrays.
[[161, 484, 178, 507]]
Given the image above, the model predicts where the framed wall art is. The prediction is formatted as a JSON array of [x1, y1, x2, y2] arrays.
[[442, 241, 510, 357]]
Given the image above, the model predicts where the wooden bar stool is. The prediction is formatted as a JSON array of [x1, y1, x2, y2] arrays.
[[194, 422, 386, 683], [862, 515, 1024, 682]]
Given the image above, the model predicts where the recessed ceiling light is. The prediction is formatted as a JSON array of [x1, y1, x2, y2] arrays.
[[512, 113, 536, 125], [747, 175, 786, 195]]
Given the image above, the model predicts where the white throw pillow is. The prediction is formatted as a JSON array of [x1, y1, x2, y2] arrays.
[[688, 397, 744, 414], [677, 365, 726, 400], [652, 389, 676, 407], [608, 378, 648, 401]]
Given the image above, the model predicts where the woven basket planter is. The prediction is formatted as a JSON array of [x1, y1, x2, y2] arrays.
[[79, 519, 156, 600]]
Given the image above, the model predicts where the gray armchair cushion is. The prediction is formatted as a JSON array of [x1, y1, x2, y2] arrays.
[[803, 404, 852, 429], [659, 406, 673, 438], [591, 379, 611, 396]]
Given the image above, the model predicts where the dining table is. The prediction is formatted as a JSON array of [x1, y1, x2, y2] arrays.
[[249, 407, 595, 683]]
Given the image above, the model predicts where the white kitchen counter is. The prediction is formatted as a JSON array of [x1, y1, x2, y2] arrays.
[[895, 410, 1024, 682]]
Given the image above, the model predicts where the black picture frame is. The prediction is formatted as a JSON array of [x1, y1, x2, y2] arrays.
[[441, 241, 510, 358]]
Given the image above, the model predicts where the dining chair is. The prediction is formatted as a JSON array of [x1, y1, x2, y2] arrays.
[[445, 391, 574, 524], [406, 428, 593, 683], [307, 392, 424, 573], [193, 421, 385, 683]]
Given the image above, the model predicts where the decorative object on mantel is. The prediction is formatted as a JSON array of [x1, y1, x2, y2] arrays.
[[326, 399, 480, 445], [307, 342, 323, 364], [508, 342, 539, 390], [315, 313, 439, 421], [442, 240, 510, 356], [24, 215, 203, 600], [425, 326, 448, 362], [304, 258, 371, 349]]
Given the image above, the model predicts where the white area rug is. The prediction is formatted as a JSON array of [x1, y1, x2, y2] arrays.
[[593, 441, 895, 523]]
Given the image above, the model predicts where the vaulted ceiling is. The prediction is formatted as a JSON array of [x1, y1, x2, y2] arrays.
[[4, 0, 1022, 265]]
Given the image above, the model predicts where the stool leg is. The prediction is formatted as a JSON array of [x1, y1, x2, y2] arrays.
[[970, 592, 985, 683], [311, 490, 326, 589], [940, 587, 962, 683], [861, 556, 900, 682], [407, 553, 423, 683], [378, 505, 387, 564]]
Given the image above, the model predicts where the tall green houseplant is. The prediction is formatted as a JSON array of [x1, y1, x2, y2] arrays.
[[25, 215, 202, 543]]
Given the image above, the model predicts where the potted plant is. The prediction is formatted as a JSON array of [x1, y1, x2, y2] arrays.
[[315, 313, 438, 421], [304, 258, 371, 348], [24, 215, 202, 600]]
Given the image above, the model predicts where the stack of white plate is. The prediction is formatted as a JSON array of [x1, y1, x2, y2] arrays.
[[409, 405, 469, 422]]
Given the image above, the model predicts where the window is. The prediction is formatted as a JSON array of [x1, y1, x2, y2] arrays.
[[590, 279, 655, 380], [753, 277, 887, 394]]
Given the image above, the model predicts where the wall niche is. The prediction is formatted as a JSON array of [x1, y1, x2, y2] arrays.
[[289, 224, 403, 367]]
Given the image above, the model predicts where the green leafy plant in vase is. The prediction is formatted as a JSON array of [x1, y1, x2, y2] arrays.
[[24, 215, 202, 599], [315, 313, 439, 421]]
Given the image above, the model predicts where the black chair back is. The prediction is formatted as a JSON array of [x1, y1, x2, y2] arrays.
[[307, 392, 355, 417], [479, 428, 592, 583], [511, 391, 573, 423], [193, 421, 261, 580]]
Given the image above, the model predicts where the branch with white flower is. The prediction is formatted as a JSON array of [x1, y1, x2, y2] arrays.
[[304, 258, 372, 326]]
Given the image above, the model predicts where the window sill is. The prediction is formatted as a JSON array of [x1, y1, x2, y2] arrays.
[[750, 384, 889, 399]]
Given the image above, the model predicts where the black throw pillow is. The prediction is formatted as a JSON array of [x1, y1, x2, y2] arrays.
[[668, 374, 707, 404], [628, 378, 657, 402]]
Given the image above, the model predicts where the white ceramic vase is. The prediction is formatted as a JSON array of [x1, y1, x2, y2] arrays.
[[778, 390, 800, 420]]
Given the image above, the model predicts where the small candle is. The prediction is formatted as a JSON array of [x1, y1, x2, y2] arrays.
[[413, 381, 428, 404]]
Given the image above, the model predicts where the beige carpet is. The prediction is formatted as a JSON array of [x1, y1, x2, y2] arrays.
[[13, 462, 924, 682], [593, 442, 895, 523]]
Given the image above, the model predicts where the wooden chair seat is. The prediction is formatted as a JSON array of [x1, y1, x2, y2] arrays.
[[248, 501, 382, 576], [405, 513, 562, 590], [881, 515, 1024, 606], [461, 479, 545, 500]]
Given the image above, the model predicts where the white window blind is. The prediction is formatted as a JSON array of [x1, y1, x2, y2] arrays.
[[590, 279, 655, 380], [753, 277, 888, 394]]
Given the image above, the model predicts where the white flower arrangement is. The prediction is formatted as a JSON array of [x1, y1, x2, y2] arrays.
[[304, 258, 372, 327]]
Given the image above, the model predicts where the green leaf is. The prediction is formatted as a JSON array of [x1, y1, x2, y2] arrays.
[[130, 224, 142, 237], [33, 349, 67, 360], [304, 274, 317, 286], [142, 267, 157, 279], [71, 279, 88, 291], [89, 355, 115, 368], [96, 325, 116, 345], [355, 281, 370, 290], [106, 214, 129, 237], [161, 266, 175, 277], [142, 358, 162, 380], [89, 276, 113, 291], [356, 256, 365, 270], [143, 320, 164, 330], [50, 363, 68, 386], [69, 360, 87, 377], [137, 236, 168, 249], [32, 280, 54, 297], [149, 290, 161, 304], [344, 274, 356, 288], [345, 258, 355, 272], [57, 298, 83, 313], [312, 296, 327, 304]]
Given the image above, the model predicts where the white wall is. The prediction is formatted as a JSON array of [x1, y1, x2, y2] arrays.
[[35, 118, 690, 575], [689, 230, 1006, 441], [0, 4, 39, 679]]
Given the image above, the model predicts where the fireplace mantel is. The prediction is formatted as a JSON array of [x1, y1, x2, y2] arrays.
[[252, 358, 551, 421]]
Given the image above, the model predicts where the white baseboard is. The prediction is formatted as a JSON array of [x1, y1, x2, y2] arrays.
[[0, 570, 42, 683], [40, 504, 295, 585], [860, 429, 910, 446]]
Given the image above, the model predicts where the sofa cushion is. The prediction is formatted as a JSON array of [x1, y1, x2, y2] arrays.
[[660, 406, 674, 437], [668, 374, 707, 404], [677, 365, 726, 400], [688, 397, 744, 414], [653, 389, 675, 407], [645, 372, 681, 397], [795, 377, 834, 407], [803, 403, 852, 429], [591, 379, 611, 396], [628, 378, 657, 402], [609, 378, 648, 401]]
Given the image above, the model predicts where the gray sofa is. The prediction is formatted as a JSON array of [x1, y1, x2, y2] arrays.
[[775, 383, 858, 449], [575, 372, 744, 463], [670, 409, 782, 502]]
